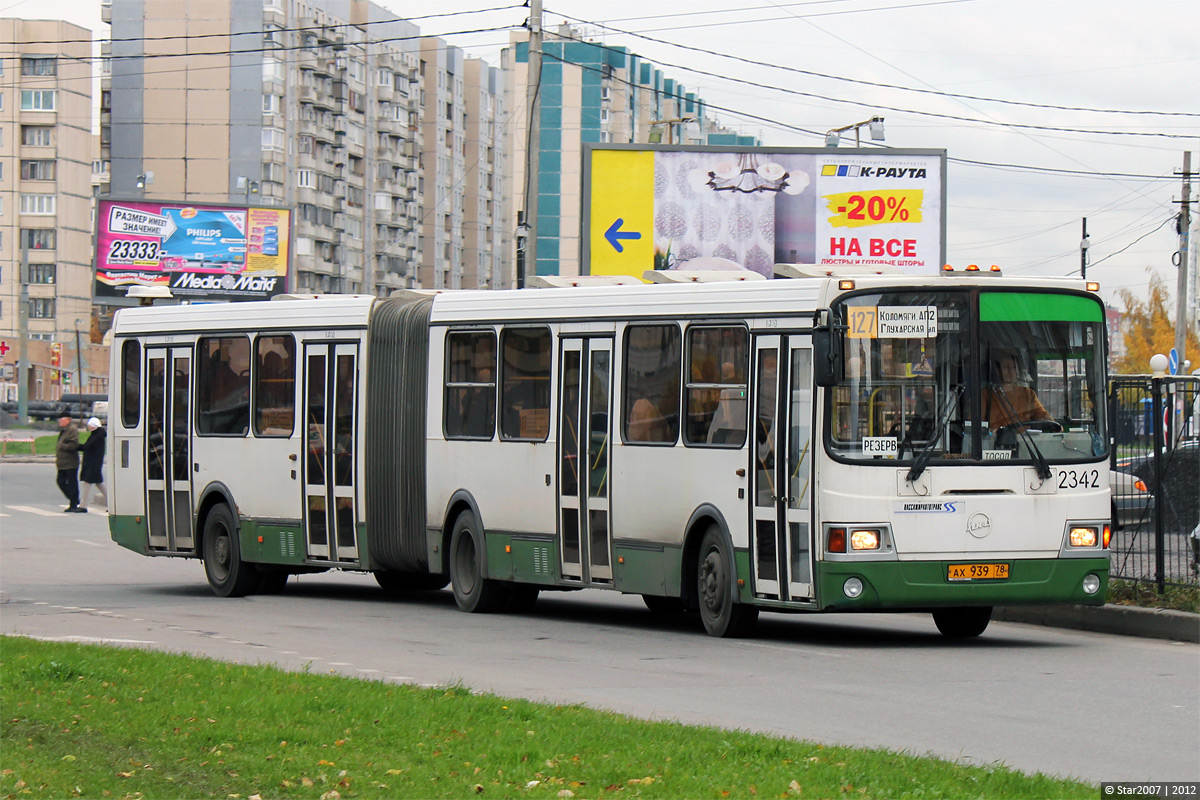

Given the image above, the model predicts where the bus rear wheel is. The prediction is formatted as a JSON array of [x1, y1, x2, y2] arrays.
[[697, 526, 758, 637], [933, 606, 992, 638], [449, 511, 508, 613], [202, 504, 259, 598]]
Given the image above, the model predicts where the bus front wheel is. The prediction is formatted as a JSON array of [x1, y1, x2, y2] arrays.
[[449, 511, 508, 613], [202, 504, 258, 598], [932, 606, 992, 638], [697, 526, 758, 637]]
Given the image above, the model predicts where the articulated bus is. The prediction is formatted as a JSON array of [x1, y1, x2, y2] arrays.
[[108, 266, 1112, 638]]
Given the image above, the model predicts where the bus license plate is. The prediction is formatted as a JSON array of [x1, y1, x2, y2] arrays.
[[947, 563, 1010, 581]]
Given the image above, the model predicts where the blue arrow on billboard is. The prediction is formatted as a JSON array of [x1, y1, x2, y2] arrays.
[[604, 218, 642, 253]]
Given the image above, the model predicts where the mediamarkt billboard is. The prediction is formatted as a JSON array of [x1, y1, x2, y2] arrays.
[[95, 198, 291, 301], [583, 145, 946, 278]]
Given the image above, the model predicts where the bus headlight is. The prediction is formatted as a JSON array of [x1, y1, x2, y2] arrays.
[[843, 577, 864, 598], [850, 529, 881, 550], [1069, 526, 1098, 547], [1082, 573, 1101, 595]]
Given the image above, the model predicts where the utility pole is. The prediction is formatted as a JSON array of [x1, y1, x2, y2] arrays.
[[16, 247, 29, 421], [519, 0, 542, 288], [74, 319, 85, 392], [1175, 151, 1192, 362], [1080, 217, 1089, 279]]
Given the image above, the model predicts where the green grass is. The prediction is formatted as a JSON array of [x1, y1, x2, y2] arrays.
[[0, 430, 94, 457], [1, 636, 1095, 799], [1107, 578, 1200, 613]]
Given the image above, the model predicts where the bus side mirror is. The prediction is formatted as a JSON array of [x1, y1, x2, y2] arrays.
[[812, 309, 841, 387]]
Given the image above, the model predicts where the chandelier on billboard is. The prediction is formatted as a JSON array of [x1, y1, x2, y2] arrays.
[[701, 152, 808, 195]]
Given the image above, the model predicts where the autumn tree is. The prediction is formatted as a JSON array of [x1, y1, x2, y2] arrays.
[[1113, 271, 1198, 374]]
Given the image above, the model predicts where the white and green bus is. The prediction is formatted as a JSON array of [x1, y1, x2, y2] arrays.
[[107, 266, 1112, 638]]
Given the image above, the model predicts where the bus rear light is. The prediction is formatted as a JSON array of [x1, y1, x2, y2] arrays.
[[1069, 526, 1098, 547], [1102, 525, 1112, 549], [850, 529, 881, 550], [828, 528, 846, 553]]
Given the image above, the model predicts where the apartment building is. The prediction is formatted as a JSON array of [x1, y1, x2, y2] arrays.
[[463, 58, 505, 290], [103, 0, 503, 297], [502, 26, 755, 282], [0, 19, 94, 349]]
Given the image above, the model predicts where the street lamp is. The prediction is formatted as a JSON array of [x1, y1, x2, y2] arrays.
[[824, 116, 885, 148], [236, 176, 260, 205], [135, 170, 154, 192]]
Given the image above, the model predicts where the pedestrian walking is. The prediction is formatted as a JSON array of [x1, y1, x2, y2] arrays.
[[55, 414, 85, 513], [80, 417, 107, 509]]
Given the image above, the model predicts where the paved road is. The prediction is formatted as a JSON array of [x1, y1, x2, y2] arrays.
[[1, 461, 1197, 784]]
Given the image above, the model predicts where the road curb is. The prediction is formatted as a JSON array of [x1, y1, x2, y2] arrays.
[[995, 604, 1199, 643]]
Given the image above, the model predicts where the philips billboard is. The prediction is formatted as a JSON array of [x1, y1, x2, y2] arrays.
[[95, 198, 292, 301]]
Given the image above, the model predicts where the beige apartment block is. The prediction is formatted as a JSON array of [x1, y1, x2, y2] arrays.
[[0, 19, 97, 399], [104, 0, 436, 296]]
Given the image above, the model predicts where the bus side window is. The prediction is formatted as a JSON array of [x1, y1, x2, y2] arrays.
[[499, 327, 551, 441], [445, 330, 496, 440], [684, 325, 748, 447], [254, 335, 295, 437], [623, 324, 681, 445], [121, 339, 141, 428], [196, 336, 250, 436]]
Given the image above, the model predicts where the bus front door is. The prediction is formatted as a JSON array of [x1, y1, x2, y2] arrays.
[[145, 346, 193, 552], [301, 342, 360, 563], [751, 336, 814, 601], [558, 338, 613, 584]]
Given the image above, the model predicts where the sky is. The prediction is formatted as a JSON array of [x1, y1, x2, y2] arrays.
[[10, 0, 1198, 315]]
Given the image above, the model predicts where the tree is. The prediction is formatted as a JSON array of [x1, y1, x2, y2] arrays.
[[1113, 271, 1198, 374]]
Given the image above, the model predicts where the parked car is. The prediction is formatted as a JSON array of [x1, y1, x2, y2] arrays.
[[1110, 469, 1153, 529], [1116, 440, 1199, 532]]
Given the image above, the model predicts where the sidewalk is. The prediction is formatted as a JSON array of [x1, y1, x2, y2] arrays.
[[995, 603, 1198, 643]]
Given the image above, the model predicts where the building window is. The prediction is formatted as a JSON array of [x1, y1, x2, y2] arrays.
[[296, 169, 314, 188], [20, 194, 56, 215], [298, 134, 314, 154], [30, 297, 55, 318], [262, 58, 285, 82], [261, 127, 285, 151], [263, 93, 281, 114], [20, 57, 56, 76], [20, 90, 55, 111], [20, 160, 55, 180], [21, 125, 53, 146], [444, 330, 496, 440], [20, 228, 56, 249], [28, 263, 56, 284]]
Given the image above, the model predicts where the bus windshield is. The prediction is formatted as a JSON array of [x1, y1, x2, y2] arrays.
[[827, 289, 1107, 466]]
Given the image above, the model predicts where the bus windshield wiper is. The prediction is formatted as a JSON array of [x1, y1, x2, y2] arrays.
[[990, 385, 1053, 481], [906, 385, 962, 483]]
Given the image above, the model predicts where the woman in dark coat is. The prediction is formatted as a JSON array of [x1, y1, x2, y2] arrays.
[[80, 417, 108, 509]]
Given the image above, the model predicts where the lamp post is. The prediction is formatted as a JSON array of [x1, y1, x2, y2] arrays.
[[824, 116, 885, 148], [648, 116, 695, 145], [135, 171, 153, 193]]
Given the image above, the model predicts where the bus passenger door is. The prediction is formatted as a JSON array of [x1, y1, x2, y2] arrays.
[[145, 346, 193, 552], [557, 338, 614, 583], [750, 336, 814, 601], [302, 342, 360, 563]]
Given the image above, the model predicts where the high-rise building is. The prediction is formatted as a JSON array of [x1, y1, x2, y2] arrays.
[[502, 26, 754, 283], [0, 19, 95, 349], [102, 0, 504, 298]]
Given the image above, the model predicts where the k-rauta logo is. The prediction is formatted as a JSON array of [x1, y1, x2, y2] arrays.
[[171, 273, 278, 292], [966, 512, 992, 539]]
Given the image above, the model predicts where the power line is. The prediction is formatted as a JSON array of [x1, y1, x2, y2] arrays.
[[536, 48, 1180, 181], [549, 7, 1199, 118], [1088, 216, 1177, 269], [4, 4, 526, 46]]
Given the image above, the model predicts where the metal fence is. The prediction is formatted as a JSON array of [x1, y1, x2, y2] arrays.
[[1108, 375, 1199, 590]]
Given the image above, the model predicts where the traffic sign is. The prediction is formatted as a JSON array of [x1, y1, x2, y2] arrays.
[[1169, 348, 1179, 375]]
